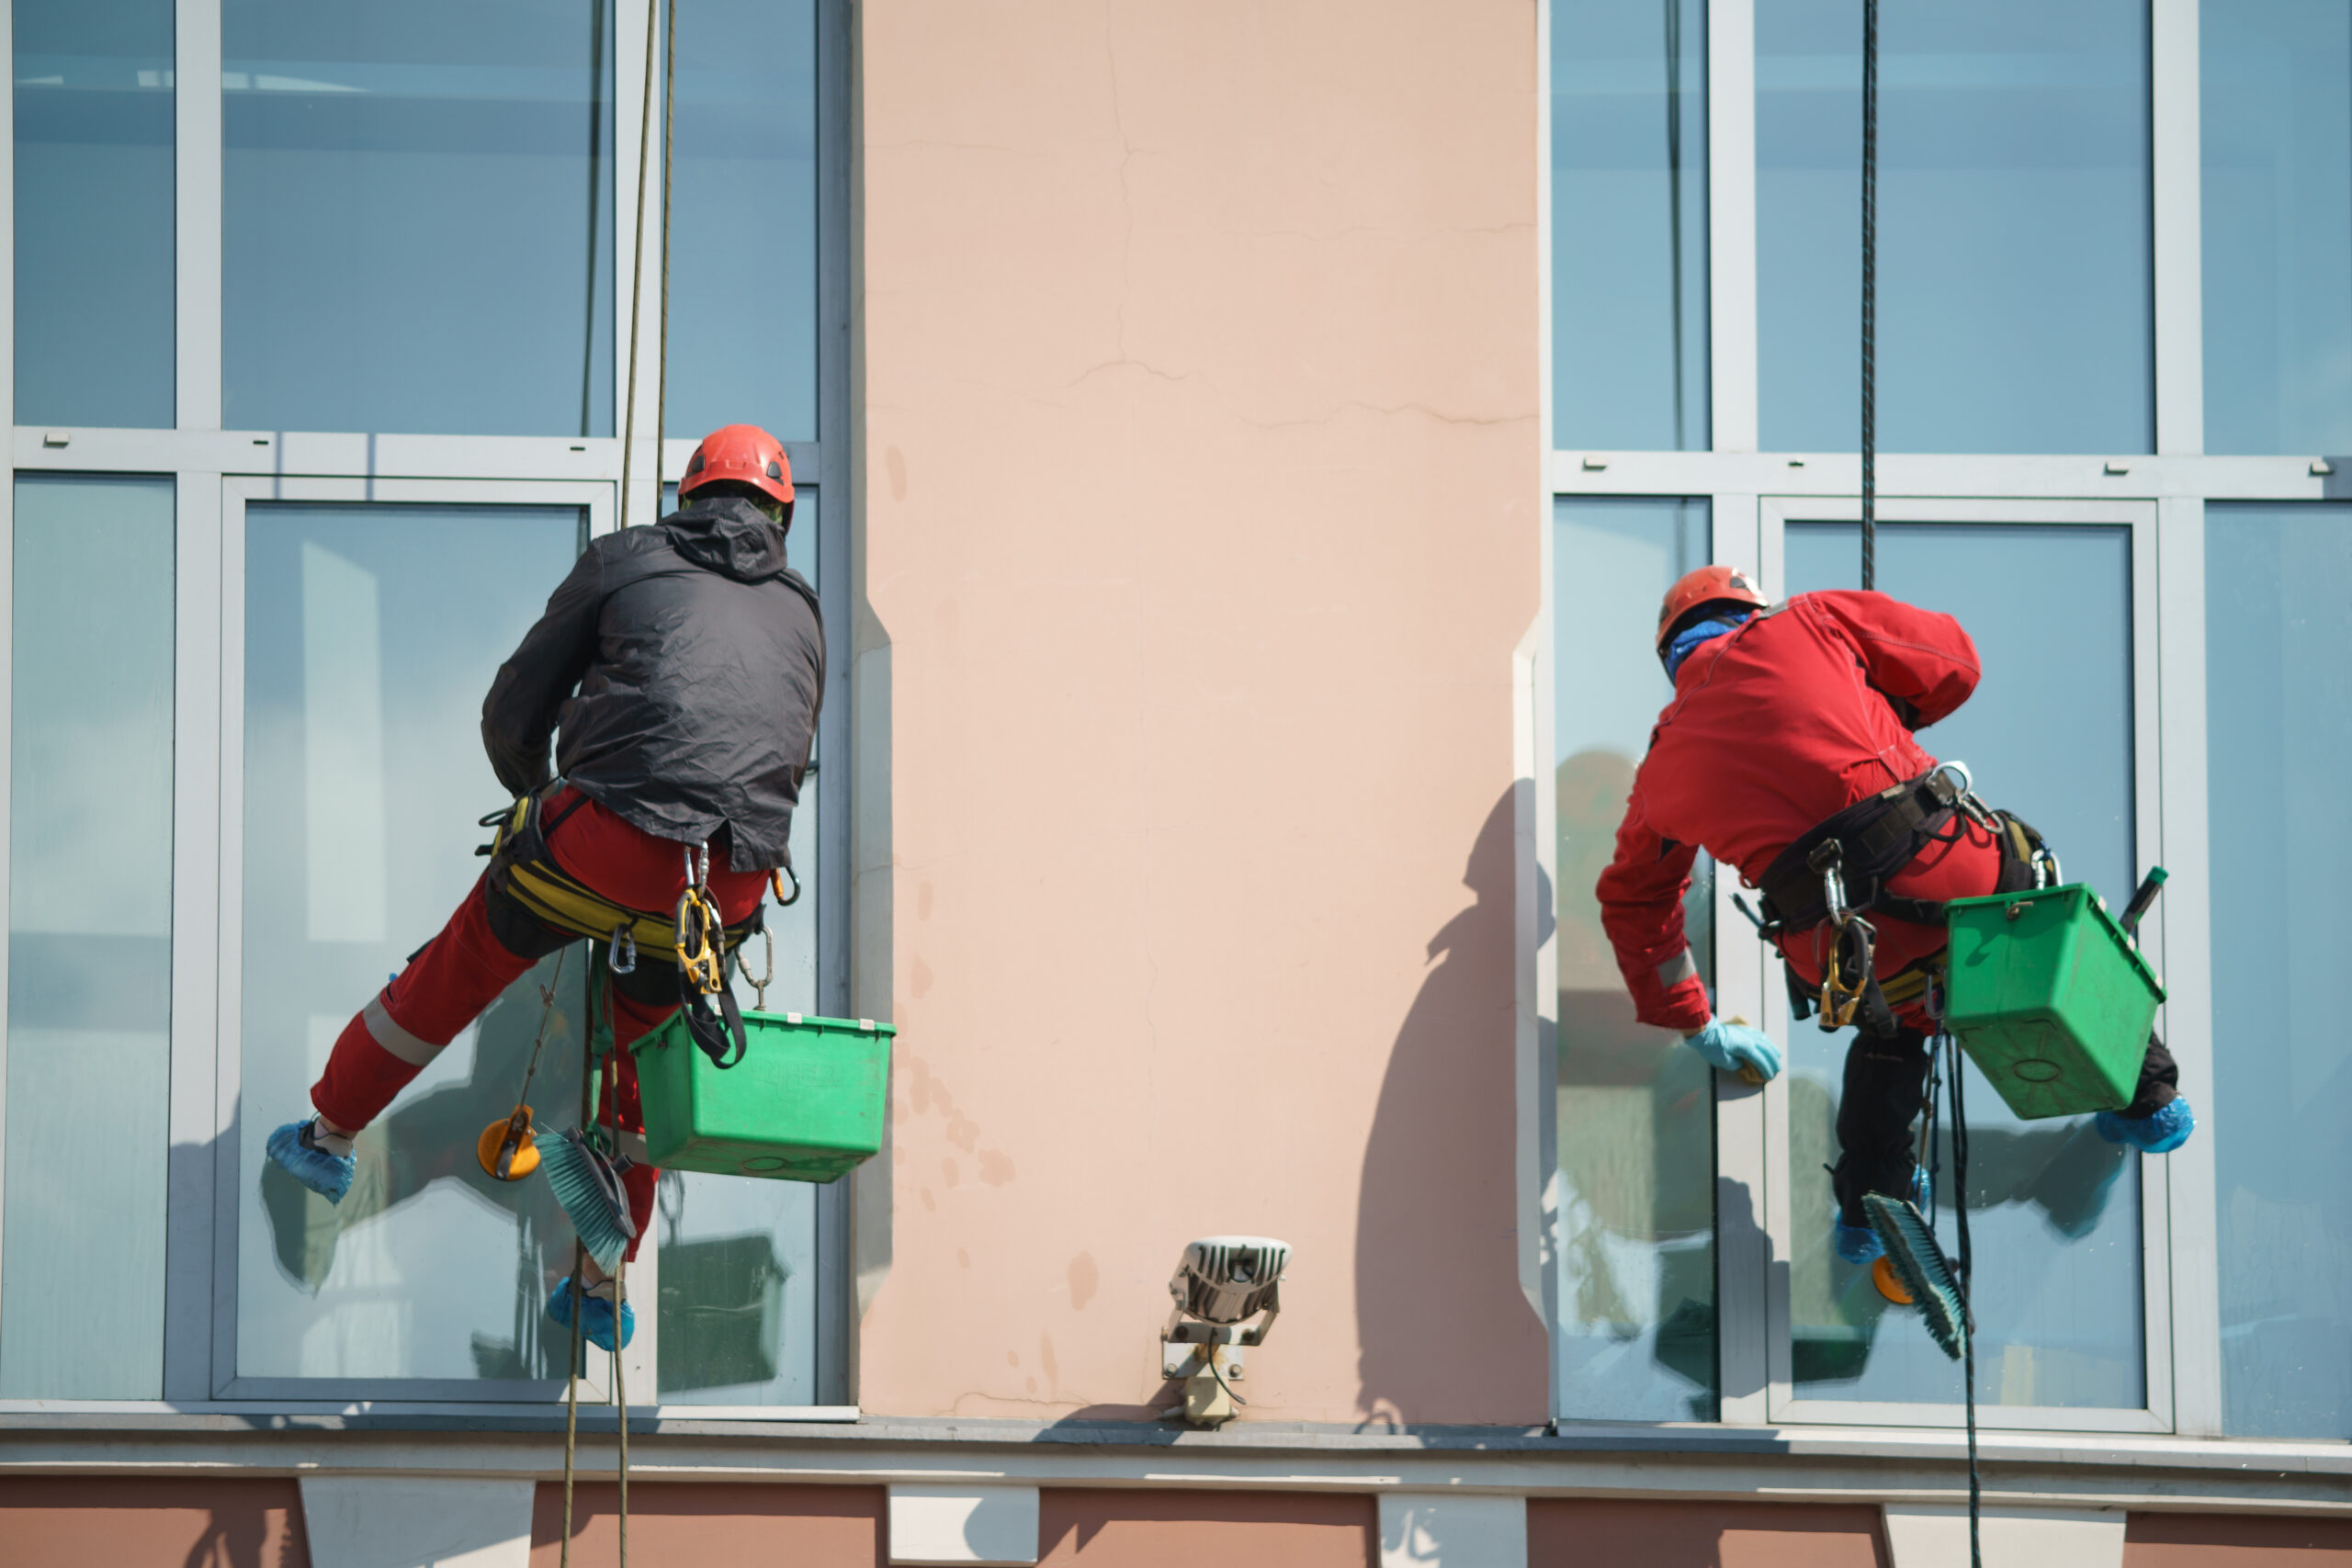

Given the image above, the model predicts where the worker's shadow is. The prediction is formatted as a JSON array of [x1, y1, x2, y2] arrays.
[[256, 953, 585, 1377], [1352, 788, 1553, 1427]]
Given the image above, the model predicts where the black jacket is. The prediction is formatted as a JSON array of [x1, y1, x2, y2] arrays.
[[481, 495, 824, 873]]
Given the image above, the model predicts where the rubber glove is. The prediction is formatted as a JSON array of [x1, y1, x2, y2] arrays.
[[1683, 1017, 1782, 1082]]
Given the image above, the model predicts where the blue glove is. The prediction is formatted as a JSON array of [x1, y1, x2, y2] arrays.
[[1683, 1018, 1782, 1082]]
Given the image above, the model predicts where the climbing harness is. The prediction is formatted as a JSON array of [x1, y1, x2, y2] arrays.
[[480, 791, 759, 968]]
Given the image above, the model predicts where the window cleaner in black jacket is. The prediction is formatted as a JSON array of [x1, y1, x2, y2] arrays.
[[264, 424, 824, 1353]]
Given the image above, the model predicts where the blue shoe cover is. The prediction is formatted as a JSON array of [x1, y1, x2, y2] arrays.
[[548, 1276, 634, 1353], [266, 1119, 354, 1204], [2096, 1097, 2194, 1154], [1834, 1218, 1883, 1265]]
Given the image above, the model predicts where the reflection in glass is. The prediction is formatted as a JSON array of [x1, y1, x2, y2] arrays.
[[2201, 3, 2352, 455], [1785, 522, 2141, 1408], [237, 504, 586, 1384], [15, 0, 174, 428], [1757, 0, 2153, 454], [2206, 503, 2352, 1438], [223, 0, 615, 436], [1553, 497, 1716, 1421], [1552, 0, 1709, 451], [0, 478, 174, 1396], [662, 0, 818, 443]]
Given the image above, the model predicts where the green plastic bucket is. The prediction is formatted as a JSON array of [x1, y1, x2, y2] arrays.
[[630, 1010, 894, 1182], [1943, 884, 2163, 1121]]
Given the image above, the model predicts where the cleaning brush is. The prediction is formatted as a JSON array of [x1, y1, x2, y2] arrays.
[[1863, 1190, 1970, 1360], [540, 1127, 637, 1274]]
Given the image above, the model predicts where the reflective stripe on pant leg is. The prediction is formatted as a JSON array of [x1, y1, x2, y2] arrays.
[[311, 999, 425, 1133]]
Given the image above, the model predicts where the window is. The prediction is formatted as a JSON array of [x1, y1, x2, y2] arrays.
[[1551, 497, 1716, 1421], [2205, 502, 2352, 1438], [14, 0, 175, 428], [0, 476, 175, 1397], [0, 0, 849, 1413], [1551, 0, 1709, 451], [1755, 0, 2154, 454], [2200, 1, 2352, 455]]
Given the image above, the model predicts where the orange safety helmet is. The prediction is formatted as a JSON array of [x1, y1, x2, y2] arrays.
[[679, 423, 795, 524], [1655, 564, 1769, 655]]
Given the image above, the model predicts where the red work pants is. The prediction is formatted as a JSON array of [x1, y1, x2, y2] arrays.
[[309, 786, 767, 1261]]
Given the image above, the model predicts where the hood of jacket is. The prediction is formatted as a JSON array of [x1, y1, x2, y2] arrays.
[[667, 494, 790, 581]]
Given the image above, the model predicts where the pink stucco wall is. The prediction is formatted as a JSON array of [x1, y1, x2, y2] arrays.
[[853, 0, 1549, 1422]]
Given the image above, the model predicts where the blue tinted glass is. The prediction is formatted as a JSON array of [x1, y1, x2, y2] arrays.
[[1554, 497, 1716, 1421], [2206, 503, 2352, 1437], [662, 0, 817, 442], [0, 477, 174, 1397], [1552, 0, 1709, 451], [1758, 2, 2153, 454], [14, 0, 174, 428], [223, 0, 616, 436], [1785, 523, 2143, 1408], [2201, 4, 2352, 455]]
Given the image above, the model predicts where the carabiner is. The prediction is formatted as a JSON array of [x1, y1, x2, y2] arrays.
[[771, 863, 801, 908], [608, 922, 637, 975], [736, 927, 775, 1010]]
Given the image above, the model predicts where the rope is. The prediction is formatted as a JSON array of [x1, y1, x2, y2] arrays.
[[1664, 0, 1687, 451], [1860, 0, 1879, 592], [1947, 1032, 1982, 1568], [655, 0, 679, 461]]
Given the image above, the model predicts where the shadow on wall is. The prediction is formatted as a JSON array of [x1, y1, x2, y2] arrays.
[[1354, 788, 1551, 1426], [0, 1477, 311, 1568]]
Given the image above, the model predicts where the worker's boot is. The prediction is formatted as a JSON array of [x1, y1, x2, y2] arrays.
[[2095, 1097, 2194, 1154], [548, 1274, 635, 1353], [266, 1116, 356, 1204]]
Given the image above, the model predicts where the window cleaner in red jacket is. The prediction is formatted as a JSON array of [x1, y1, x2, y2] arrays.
[[262, 423, 824, 1353], [1598, 566, 2193, 1267]]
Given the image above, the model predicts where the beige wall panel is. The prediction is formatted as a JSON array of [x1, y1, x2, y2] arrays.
[[1527, 1499, 1888, 1568], [528, 1483, 885, 1564], [1039, 1490, 1374, 1568], [855, 0, 1547, 1423], [0, 1476, 311, 1567]]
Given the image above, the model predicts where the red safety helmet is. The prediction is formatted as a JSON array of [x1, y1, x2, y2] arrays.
[[679, 423, 795, 522], [1655, 564, 1768, 655]]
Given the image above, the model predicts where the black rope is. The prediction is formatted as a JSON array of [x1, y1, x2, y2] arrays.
[[1664, 0, 1687, 451], [1946, 1032, 1982, 1568], [1860, 0, 1879, 592]]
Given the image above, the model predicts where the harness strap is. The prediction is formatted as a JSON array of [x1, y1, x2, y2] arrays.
[[1757, 769, 1964, 933]]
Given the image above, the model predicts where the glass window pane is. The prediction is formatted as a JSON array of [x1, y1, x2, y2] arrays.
[[1757, 1, 2153, 454], [0, 476, 175, 1397], [1784, 522, 2142, 1409], [2206, 502, 2352, 1438], [223, 1, 616, 437], [1553, 497, 1716, 1421], [237, 503, 587, 1385], [2200, 3, 2352, 455], [15, 0, 175, 429], [1552, 0, 1710, 452], [662, 0, 818, 443]]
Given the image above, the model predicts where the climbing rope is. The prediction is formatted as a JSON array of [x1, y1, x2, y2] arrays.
[[1946, 1030, 1982, 1568], [1860, 0, 1879, 592]]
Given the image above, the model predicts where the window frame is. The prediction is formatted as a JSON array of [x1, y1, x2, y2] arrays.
[[0, 0, 856, 1417], [1538, 0, 2247, 1438]]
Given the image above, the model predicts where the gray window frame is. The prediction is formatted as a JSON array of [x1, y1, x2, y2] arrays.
[[0, 0, 857, 1416]]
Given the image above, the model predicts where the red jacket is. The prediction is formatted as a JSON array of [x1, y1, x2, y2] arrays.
[[1597, 590, 2003, 1032]]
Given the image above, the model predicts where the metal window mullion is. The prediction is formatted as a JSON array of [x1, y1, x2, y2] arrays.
[[0, 0, 16, 1354], [177, 0, 223, 432], [163, 472, 223, 1402], [2154, 495, 2222, 1437], [2151, 0, 2203, 457], [1712, 493, 1770, 1424], [208, 479, 245, 1395], [1707, 0, 1758, 454], [616, 0, 657, 529], [813, 0, 854, 1411], [2130, 506, 2177, 1431]]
